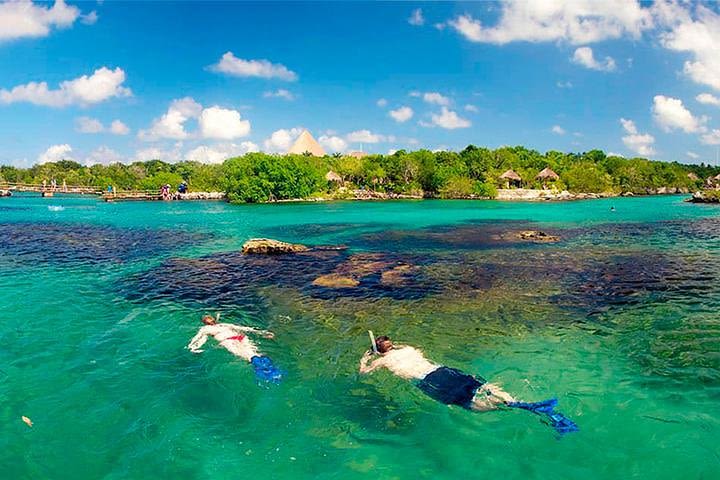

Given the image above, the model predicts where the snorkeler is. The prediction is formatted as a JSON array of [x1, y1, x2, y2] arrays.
[[359, 335, 578, 434], [187, 314, 283, 382]]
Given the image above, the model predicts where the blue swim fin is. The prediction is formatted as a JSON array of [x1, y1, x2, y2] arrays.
[[250, 355, 283, 384], [508, 398, 579, 435]]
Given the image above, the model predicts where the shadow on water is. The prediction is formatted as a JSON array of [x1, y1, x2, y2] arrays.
[[0, 222, 211, 266]]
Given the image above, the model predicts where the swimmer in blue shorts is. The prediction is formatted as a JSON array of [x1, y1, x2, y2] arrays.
[[187, 315, 283, 383], [359, 335, 578, 434]]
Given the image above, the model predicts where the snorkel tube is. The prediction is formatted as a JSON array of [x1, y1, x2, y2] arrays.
[[368, 330, 379, 354]]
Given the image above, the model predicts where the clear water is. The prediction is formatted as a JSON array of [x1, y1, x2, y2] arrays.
[[1, 194, 719, 479]]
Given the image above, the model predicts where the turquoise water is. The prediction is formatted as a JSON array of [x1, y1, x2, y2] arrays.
[[1, 194, 719, 479]]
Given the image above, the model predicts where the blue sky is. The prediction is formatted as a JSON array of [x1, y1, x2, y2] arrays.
[[2, 1, 720, 167]]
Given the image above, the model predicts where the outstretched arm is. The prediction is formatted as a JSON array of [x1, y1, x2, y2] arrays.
[[187, 327, 210, 353], [359, 351, 384, 374], [232, 325, 274, 339]]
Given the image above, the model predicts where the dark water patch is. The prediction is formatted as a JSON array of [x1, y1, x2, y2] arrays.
[[0, 222, 210, 266], [260, 222, 394, 242], [124, 249, 441, 310], [351, 220, 564, 252]]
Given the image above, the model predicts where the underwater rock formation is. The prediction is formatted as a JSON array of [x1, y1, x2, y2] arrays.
[[242, 238, 310, 254]]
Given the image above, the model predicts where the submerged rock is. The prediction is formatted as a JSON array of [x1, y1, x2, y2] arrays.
[[517, 230, 560, 242], [242, 238, 309, 254], [312, 274, 360, 288]]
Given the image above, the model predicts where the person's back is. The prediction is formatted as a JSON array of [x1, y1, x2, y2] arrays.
[[359, 334, 578, 435], [187, 314, 282, 383]]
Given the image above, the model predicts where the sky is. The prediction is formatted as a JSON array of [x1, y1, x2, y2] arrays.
[[2, 0, 720, 167]]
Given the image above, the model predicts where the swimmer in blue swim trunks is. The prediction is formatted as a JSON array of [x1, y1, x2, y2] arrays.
[[187, 315, 283, 383], [359, 335, 578, 434]]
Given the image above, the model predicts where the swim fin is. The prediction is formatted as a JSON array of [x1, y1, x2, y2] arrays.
[[250, 355, 283, 384], [508, 398, 579, 435]]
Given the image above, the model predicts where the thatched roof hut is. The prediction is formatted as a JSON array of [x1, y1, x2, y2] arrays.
[[325, 170, 342, 182], [500, 169, 522, 181], [347, 151, 367, 159], [536, 167, 560, 181]]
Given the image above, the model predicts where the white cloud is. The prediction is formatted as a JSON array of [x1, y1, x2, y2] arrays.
[[198, 106, 250, 140], [572, 46, 616, 71], [84, 146, 123, 166], [263, 127, 303, 152], [0, 66, 131, 107], [389, 106, 413, 123], [133, 145, 182, 163], [76, 117, 129, 135], [697, 93, 720, 106], [318, 135, 348, 153], [80, 10, 98, 25], [376, 98, 388, 107], [426, 107, 471, 129], [346, 130, 385, 143], [408, 8, 425, 26], [659, 4, 720, 91], [0, 0, 81, 42], [464, 104, 479, 112], [186, 142, 259, 164], [138, 97, 202, 141], [552, 125, 566, 135], [701, 129, 720, 145], [75, 116, 103, 133], [652, 95, 706, 133], [556, 80, 573, 88], [620, 117, 655, 156], [422, 92, 450, 106], [263, 89, 295, 100], [687, 151, 699, 159], [409, 91, 421, 98], [210, 51, 297, 81], [38, 144, 72, 164], [446, 1, 652, 45], [110, 119, 129, 135]]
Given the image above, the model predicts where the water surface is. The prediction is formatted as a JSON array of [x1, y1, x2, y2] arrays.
[[1, 194, 718, 479]]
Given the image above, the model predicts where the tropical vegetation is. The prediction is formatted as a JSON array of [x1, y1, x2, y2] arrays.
[[1, 146, 717, 203]]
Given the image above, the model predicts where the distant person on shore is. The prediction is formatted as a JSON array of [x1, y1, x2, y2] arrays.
[[187, 314, 283, 383], [359, 335, 578, 434]]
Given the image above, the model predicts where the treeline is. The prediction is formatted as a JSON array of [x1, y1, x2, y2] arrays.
[[1, 146, 717, 202]]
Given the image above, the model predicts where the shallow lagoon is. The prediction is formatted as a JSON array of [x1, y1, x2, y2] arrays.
[[1, 194, 719, 479]]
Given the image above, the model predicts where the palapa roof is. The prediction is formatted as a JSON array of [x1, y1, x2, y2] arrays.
[[325, 170, 342, 182], [347, 151, 367, 159], [500, 169, 522, 181], [536, 167, 559, 180], [288, 130, 326, 156]]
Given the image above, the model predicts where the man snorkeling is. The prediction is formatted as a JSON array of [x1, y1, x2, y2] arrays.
[[187, 314, 283, 383], [359, 335, 578, 434]]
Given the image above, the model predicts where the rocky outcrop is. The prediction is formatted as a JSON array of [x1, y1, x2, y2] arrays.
[[496, 188, 615, 201], [0, 189, 11, 197], [241, 238, 309, 254], [178, 191, 226, 200], [517, 230, 560, 242], [688, 191, 720, 203]]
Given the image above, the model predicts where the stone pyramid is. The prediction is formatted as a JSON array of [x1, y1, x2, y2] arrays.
[[287, 130, 326, 156]]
